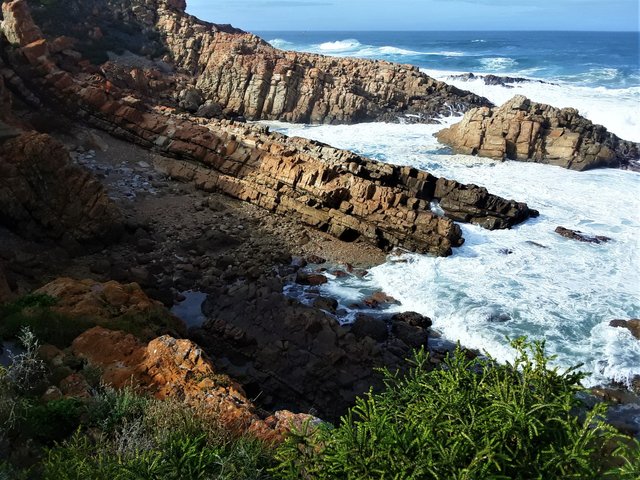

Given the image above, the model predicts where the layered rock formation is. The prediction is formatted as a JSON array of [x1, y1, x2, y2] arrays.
[[436, 95, 639, 170], [28, 0, 490, 124], [0, 131, 122, 245], [0, 0, 537, 256], [70, 326, 314, 442]]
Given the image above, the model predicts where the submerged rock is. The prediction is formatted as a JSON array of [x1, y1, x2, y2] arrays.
[[555, 226, 612, 244], [436, 95, 639, 170]]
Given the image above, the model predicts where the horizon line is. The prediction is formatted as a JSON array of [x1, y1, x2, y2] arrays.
[[253, 29, 639, 33]]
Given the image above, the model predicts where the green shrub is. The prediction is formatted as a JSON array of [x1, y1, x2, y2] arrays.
[[21, 398, 85, 443], [40, 389, 275, 480], [274, 339, 640, 479]]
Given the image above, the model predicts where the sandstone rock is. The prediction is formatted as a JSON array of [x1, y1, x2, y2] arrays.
[[437, 95, 639, 170], [609, 319, 640, 340], [71, 326, 311, 442], [0, 0, 537, 257], [1, 0, 44, 46], [555, 226, 612, 244], [0, 132, 123, 245], [35, 278, 186, 338]]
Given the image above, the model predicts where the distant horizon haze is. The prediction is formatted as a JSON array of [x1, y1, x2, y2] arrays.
[[186, 0, 639, 32]]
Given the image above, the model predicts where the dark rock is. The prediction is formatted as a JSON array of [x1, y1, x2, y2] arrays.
[[295, 271, 328, 286], [363, 291, 400, 308], [555, 226, 612, 244], [391, 311, 433, 329], [313, 296, 339, 313], [89, 258, 111, 275], [136, 238, 156, 253], [351, 314, 388, 342], [609, 319, 640, 340], [306, 255, 326, 265]]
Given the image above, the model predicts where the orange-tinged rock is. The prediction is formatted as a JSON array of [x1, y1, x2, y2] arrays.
[[71, 327, 315, 442], [36, 278, 172, 322]]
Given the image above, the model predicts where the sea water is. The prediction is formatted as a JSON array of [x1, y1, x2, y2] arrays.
[[259, 31, 640, 388]]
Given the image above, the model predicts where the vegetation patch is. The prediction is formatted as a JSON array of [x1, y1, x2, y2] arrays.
[[274, 339, 640, 479]]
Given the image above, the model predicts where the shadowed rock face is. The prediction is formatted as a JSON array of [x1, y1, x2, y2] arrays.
[[436, 95, 639, 171], [0, 0, 537, 256], [28, 0, 491, 124], [0, 131, 123, 245]]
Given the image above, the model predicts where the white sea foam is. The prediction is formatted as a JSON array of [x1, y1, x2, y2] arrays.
[[299, 38, 465, 58], [267, 38, 295, 50], [479, 57, 518, 70], [265, 118, 640, 387], [423, 69, 640, 142]]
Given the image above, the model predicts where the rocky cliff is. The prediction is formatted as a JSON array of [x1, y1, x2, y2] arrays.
[[0, 0, 537, 256], [436, 95, 639, 171], [26, 0, 491, 124]]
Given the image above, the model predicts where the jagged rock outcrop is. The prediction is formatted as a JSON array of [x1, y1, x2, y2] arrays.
[[27, 0, 491, 124], [436, 95, 639, 170], [35, 278, 186, 338], [70, 326, 315, 442], [193, 278, 434, 419], [0, 131, 123, 245], [0, 0, 537, 255]]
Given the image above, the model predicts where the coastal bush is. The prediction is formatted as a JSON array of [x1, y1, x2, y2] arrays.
[[40, 389, 275, 480], [274, 339, 640, 479]]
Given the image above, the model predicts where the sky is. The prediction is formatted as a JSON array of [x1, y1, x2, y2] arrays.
[[185, 0, 640, 32]]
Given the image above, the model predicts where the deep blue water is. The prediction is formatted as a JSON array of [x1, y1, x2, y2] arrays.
[[259, 31, 640, 89]]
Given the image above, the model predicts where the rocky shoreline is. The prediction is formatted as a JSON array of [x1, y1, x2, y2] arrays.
[[0, 0, 639, 461]]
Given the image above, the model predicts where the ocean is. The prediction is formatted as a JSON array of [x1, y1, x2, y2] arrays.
[[258, 31, 640, 388]]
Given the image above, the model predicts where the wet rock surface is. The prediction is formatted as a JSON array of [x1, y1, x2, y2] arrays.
[[555, 226, 612, 244], [609, 319, 640, 340], [436, 95, 639, 170]]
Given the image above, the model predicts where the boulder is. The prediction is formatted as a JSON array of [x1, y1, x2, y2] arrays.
[[351, 314, 389, 342], [609, 319, 640, 340], [436, 95, 639, 170]]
